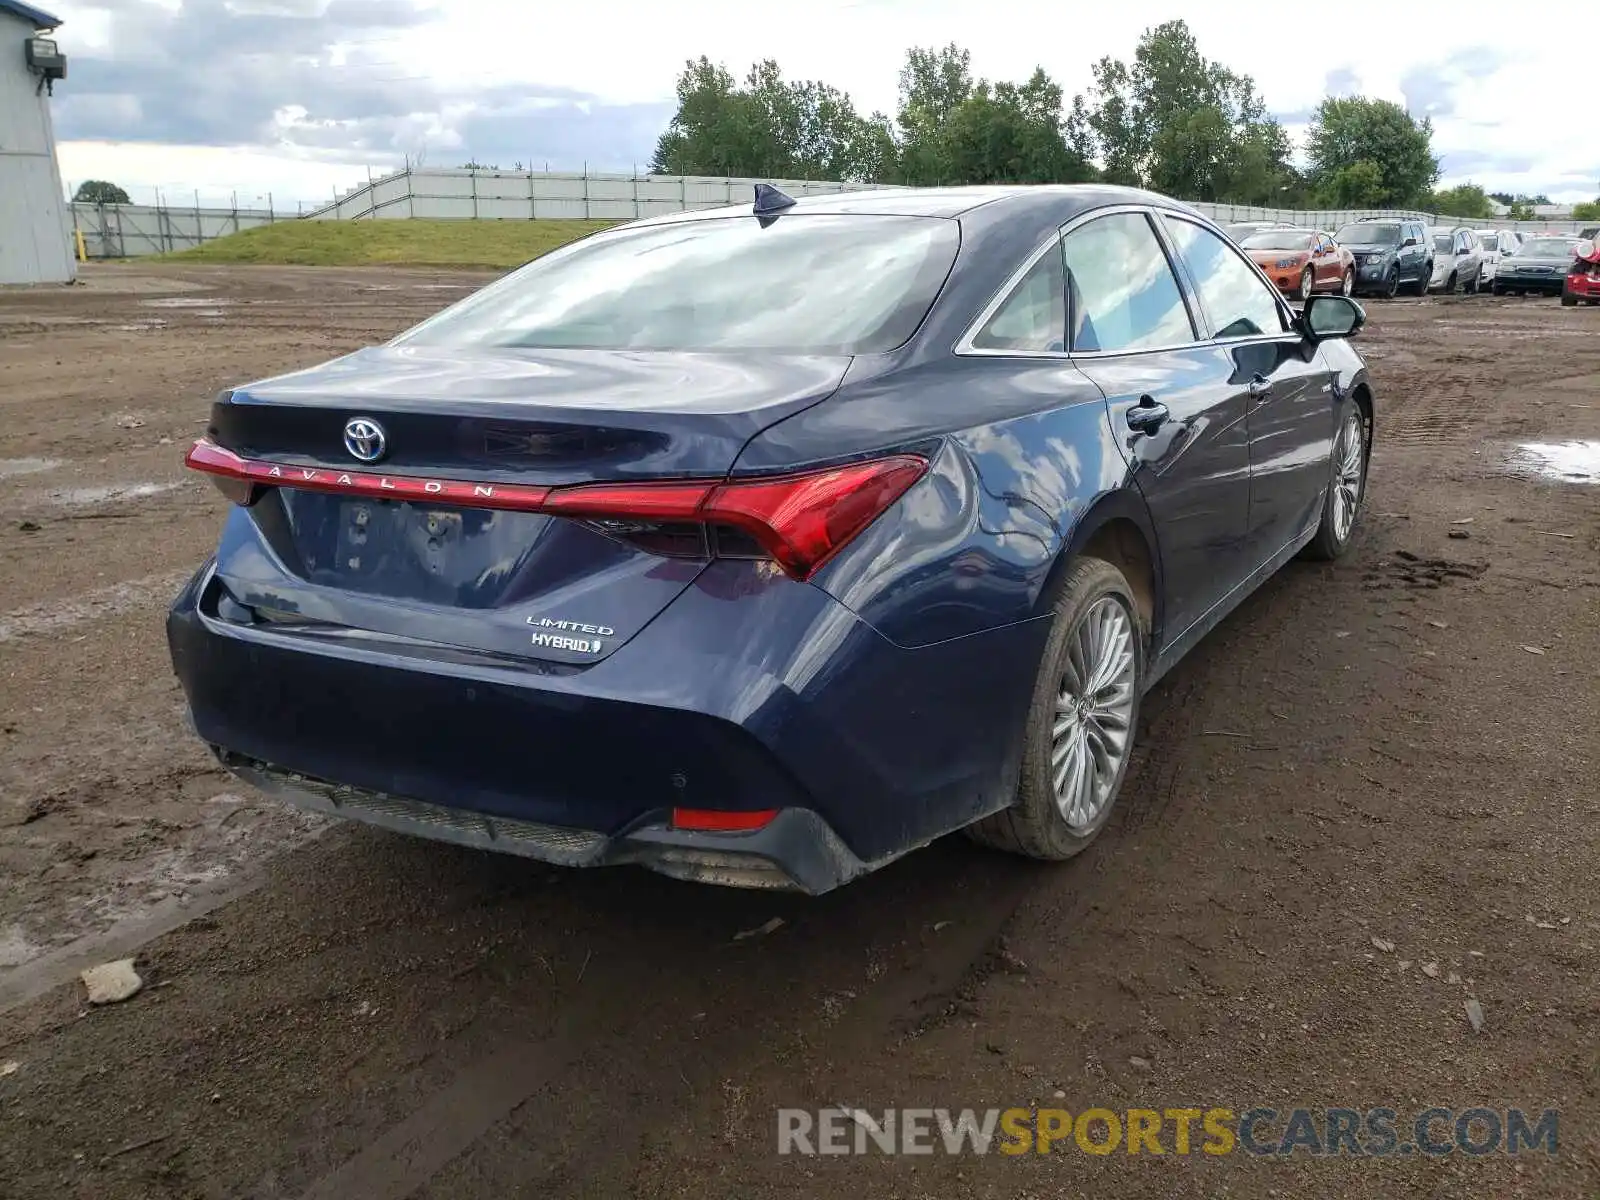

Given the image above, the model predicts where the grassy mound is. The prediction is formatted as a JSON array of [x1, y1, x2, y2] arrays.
[[168, 218, 619, 269]]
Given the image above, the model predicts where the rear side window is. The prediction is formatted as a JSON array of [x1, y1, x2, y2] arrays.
[[970, 242, 1066, 353], [1062, 212, 1194, 353], [1163, 217, 1287, 340], [393, 214, 961, 355]]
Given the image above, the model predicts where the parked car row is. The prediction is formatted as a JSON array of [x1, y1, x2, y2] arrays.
[[1223, 218, 1598, 303]]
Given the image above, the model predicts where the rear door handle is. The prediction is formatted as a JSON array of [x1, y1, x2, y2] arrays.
[[1247, 375, 1274, 401], [1126, 396, 1169, 433]]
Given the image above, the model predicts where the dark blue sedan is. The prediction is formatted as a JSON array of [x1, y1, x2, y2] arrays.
[[168, 184, 1374, 893]]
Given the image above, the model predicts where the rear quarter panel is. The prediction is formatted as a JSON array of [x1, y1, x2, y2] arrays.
[[735, 354, 1134, 649]]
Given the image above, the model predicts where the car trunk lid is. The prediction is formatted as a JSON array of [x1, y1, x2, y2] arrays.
[[203, 345, 853, 665]]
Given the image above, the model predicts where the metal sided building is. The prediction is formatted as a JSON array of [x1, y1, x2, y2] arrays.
[[0, 0, 72, 284]]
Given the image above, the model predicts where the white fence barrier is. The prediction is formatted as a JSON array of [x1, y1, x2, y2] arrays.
[[303, 168, 881, 222], [70, 201, 299, 258], [69, 168, 1592, 259]]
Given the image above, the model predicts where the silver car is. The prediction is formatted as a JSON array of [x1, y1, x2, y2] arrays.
[[1427, 226, 1485, 293]]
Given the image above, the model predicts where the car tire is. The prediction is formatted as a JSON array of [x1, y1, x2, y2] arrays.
[[1467, 271, 1480, 295], [1383, 267, 1399, 298], [1492, 285, 1505, 296], [966, 556, 1144, 862], [1340, 268, 1354, 297], [1561, 293, 1577, 307], [1301, 404, 1370, 562], [1446, 271, 1458, 294], [1298, 268, 1315, 301]]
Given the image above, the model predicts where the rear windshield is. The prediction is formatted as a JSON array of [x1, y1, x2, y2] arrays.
[[1241, 231, 1313, 250], [1433, 234, 1454, 253], [392, 215, 960, 355], [1516, 238, 1577, 257], [1479, 233, 1499, 251]]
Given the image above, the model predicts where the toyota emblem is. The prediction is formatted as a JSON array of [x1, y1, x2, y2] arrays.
[[343, 417, 387, 463]]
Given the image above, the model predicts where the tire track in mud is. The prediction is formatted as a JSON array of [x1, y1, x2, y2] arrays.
[[288, 846, 1043, 1199]]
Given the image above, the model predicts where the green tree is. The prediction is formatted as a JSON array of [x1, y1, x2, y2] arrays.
[[1572, 199, 1600, 222], [1431, 182, 1494, 220], [1071, 20, 1292, 203], [894, 44, 975, 185], [938, 69, 1095, 186], [1506, 200, 1536, 221], [1305, 97, 1438, 208], [650, 57, 891, 182], [1321, 160, 1387, 207], [73, 180, 130, 204]]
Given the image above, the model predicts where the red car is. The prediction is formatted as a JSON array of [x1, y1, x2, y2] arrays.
[[1238, 228, 1355, 299], [1562, 239, 1600, 306]]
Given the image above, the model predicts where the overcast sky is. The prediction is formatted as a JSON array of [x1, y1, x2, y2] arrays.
[[44, 0, 1599, 210]]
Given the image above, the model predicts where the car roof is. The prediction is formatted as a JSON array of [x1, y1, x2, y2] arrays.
[[624, 183, 1209, 229]]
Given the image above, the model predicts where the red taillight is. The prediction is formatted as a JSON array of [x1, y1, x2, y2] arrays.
[[670, 807, 778, 832], [544, 455, 928, 579], [183, 439, 927, 581]]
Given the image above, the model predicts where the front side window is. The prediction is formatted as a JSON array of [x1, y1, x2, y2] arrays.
[[1163, 217, 1287, 340], [970, 241, 1065, 353], [1061, 212, 1194, 353], [394, 214, 961, 355]]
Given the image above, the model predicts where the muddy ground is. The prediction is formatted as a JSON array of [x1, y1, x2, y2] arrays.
[[0, 264, 1596, 1199]]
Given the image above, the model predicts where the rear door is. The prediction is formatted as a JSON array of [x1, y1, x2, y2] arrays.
[[1158, 215, 1336, 560], [1063, 208, 1252, 639], [1312, 234, 1339, 288], [1401, 222, 1427, 283]]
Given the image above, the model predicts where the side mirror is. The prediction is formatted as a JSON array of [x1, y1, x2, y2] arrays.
[[1300, 295, 1365, 342], [1401, 237, 1418, 247]]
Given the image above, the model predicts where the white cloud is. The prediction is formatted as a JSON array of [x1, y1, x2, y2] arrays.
[[48, 0, 1600, 204]]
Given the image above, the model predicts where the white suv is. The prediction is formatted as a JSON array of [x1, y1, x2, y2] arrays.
[[1474, 229, 1521, 285]]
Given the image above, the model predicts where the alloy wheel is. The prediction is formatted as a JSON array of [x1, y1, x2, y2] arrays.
[[1331, 411, 1366, 544], [1299, 268, 1314, 301], [1341, 269, 1353, 296], [1050, 597, 1136, 832]]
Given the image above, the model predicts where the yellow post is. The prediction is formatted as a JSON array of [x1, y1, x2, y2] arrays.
[[74, 228, 87, 262]]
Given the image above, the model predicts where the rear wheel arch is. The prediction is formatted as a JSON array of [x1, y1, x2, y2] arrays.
[[1039, 491, 1162, 648], [1349, 380, 1374, 448]]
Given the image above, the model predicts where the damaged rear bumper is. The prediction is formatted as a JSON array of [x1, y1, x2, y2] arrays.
[[216, 749, 884, 894]]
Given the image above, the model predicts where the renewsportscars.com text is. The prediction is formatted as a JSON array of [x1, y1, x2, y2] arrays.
[[777, 1106, 1558, 1158]]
